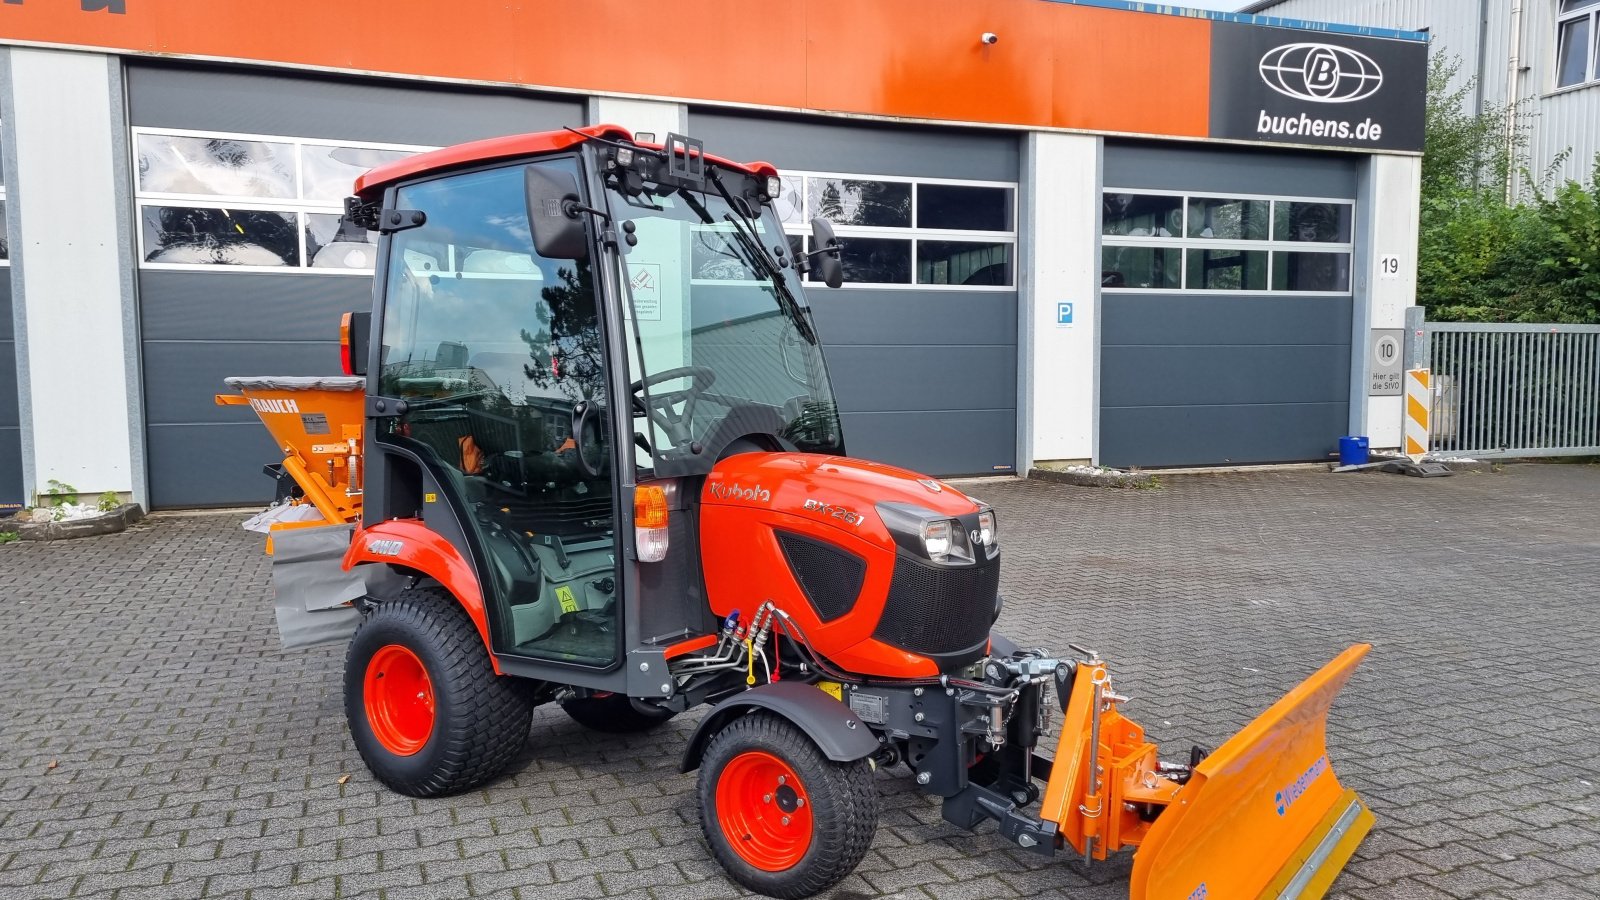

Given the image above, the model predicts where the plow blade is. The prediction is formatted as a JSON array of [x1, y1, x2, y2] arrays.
[[1128, 644, 1373, 900]]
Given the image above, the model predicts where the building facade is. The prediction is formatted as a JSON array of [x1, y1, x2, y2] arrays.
[[0, 0, 1428, 510], [1245, 0, 1600, 193]]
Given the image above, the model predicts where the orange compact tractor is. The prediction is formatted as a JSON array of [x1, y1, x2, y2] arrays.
[[221, 125, 1373, 899]]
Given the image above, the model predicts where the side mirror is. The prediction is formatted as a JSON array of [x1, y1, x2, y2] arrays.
[[525, 165, 590, 260], [809, 217, 844, 289]]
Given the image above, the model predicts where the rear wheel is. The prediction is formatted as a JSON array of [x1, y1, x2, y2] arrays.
[[345, 587, 532, 796], [697, 712, 878, 898], [560, 693, 676, 733]]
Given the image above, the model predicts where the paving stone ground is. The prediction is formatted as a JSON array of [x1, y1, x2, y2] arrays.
[[3, 463, 1598, 900]]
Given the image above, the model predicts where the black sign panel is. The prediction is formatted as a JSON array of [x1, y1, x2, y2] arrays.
[[1209, 22, 1426, 152]]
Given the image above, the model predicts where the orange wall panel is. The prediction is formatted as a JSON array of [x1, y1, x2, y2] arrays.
[[0, 0, 1208, 137]]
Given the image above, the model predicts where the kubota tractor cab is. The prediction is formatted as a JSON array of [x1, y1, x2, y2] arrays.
[[224, 125, 1376, 899]]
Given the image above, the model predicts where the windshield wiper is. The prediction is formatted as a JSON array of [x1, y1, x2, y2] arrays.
[[700, 172, 818, 345]]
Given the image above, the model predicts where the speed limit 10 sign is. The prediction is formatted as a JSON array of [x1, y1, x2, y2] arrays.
[[1370, 328, 1404, 395]]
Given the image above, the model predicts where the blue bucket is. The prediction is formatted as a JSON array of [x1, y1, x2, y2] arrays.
[[1338, 435, 1370, 467]]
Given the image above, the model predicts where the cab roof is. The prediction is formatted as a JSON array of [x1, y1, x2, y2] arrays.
[[354, 123, 778, 198]]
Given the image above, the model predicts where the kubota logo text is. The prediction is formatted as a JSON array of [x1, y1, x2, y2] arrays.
[[1275, 755, 1329, 816], [250, 398, 300, 414], [708, 482, 771, 503], [1259, 43, 1383, 103]]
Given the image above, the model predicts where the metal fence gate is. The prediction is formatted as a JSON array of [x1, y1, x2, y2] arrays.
[[1420, 321, 1600, 458]]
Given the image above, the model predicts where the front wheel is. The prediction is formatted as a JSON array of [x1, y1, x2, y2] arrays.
[[344, 587, 532, 796], [697, 712, 878, 898]]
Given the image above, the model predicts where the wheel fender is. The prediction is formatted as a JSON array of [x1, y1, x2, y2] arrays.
[[344, 519, 498, 672], [679, 681, 881, 773]]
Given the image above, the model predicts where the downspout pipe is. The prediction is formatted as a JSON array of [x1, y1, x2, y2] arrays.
[[1504, 0, 1523, 202]]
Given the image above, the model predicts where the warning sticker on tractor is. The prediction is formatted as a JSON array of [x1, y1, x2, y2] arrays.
[[300, 413, 331, 435], [555, 585, 579, 613]]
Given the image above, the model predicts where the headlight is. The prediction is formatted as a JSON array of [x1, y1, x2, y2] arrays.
[[765, 175, 782, 199], [921, 518, 973, 563], [977, 509, 997, 549]]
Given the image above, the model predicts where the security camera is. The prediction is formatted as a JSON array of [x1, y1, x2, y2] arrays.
[[981, 32, 999, 45]]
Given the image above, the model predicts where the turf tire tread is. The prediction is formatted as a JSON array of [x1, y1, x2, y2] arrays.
[[696, 711, 878, 898], [344, 586, 532, 797]]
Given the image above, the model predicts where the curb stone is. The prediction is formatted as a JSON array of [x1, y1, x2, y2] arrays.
[[1027, 467, 1155, 489], [4, 503, 146, 541]]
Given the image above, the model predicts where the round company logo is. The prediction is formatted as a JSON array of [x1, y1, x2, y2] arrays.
[[1259, 43, 1383, 103]]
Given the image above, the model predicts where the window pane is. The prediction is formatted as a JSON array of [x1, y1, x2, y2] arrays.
[[807, 178, 911, 227], [1560, 0, 1600, 14], [1101, 245, 1180, 289], [918, 241, 1012, 285], [307, 213, 377, 270], [1272, 252, 1351, 292], [1186, 198, 1270, 240], [1557, 16, 1593, 87], [136, 134, 296, 198], [810, 236, 911, 283], [917, 184, 1013, 231], [302, 145, 417, 203], [1186, 249, 1268, 290], [142, 206, 300, 266], [1273, 201, 1353, 243], [0, 198, 8, 261], [691, 224, 771, 281], [1103, 193, 1181, 237], [773, 177, 805, 226]]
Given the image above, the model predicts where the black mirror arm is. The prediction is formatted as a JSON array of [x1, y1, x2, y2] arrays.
[[803, 241, 841, 261], [562, 200, 620, 249]]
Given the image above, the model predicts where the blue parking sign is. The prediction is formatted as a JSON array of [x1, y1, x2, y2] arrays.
[[1057, 302, 1074, 325]]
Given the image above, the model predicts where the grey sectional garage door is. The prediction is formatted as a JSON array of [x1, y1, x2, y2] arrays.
[[127, 64, 582, 507], [687, 111, 1020, 477], [1099, 143, 1358, 467]]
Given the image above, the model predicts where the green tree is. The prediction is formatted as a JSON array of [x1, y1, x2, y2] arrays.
[[1418, 54, 1600, 323]]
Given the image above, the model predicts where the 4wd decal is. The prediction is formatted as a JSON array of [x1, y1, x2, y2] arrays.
[[367, 539, 404, 557]]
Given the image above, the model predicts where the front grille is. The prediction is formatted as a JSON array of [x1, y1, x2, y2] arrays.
[[873, 554, 999, 666], [776, 531, 867, 622]]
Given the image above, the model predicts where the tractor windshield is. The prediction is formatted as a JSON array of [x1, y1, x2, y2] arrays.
[[603, 176, 844, 477]]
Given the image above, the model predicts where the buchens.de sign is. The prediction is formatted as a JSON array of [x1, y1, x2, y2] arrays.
[[1207, 22, 1426, 153]]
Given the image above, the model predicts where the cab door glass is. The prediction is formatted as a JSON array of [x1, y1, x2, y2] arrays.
[[379, 160, 620, 667]]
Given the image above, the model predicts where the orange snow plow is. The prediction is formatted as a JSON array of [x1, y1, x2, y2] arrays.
[[214, 375, 366, 538], [1038, 644, 1373, 899]]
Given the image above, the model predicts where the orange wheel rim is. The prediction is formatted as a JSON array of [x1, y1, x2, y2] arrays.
[[715, 750, 814, 871], [363, 644, 435, 756]]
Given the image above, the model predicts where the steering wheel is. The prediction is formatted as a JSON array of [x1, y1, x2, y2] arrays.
[[630, 366, 717, 449]]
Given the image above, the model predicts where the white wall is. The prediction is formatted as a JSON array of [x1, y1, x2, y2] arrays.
[[1019, 132, 1101, 466], [1356, 153, 1422, 450], [8, 48, 138, 502], [586, 96, 686, 144]]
